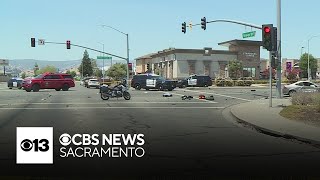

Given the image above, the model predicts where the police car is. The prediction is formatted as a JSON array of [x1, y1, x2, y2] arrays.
[[7, 77, 23, 89], [131, 74, 177, 91], [177, 75, 212, 88]]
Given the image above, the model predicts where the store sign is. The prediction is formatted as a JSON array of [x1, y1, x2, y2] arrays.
[[286, 62, 292, 71], [243, 52, 257, 57]]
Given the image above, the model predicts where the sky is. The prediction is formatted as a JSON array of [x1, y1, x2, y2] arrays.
[[0, 0, 319, 62]]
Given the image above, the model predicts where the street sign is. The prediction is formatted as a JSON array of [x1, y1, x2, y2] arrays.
[[38, 39, 45, 45], [0, 59, 9, 66], [242, 31, 256, 38], [97, 56, 112, 60]]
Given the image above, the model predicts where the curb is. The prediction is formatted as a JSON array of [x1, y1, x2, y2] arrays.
[[229, 106, 320, 147]]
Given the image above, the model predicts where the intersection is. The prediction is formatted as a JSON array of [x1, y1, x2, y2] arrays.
[[0, 83, 319, 177]]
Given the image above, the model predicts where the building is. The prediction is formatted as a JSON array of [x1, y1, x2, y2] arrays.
[[135, 40, 262, 80]]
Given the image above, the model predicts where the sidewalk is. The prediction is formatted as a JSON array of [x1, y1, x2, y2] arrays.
[[230, 98, 320, 145]]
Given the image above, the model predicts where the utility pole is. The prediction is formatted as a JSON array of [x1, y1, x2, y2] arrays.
[[276, 0, 282, 98], [126, 33, 130, 85], [269, 52, 273, 107]]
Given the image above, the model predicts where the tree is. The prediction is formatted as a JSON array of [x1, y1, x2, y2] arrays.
[[286, 69, 300, 81], [21, 72, 26, 79], [35, 65, 57, 76], [94, 69, 103, 77], [70, 71, 77, 78], [78, 50, 93, 77], [299, 53, 318, 78], [33, 63, 39, 75], [106, 63, 127, 80], [262, 68, 276, 79], [66, 70, 71, 75], [228, 60, 243, 79]]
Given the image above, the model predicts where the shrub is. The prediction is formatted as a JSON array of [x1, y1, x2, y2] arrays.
[[215, 77, 234, 87], [236, 80, 245, 86], [291, 92, 320, 106]]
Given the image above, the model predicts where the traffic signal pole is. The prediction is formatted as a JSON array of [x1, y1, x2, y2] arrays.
[[269, 52, 273, 107], [276, 0, 282, 99]]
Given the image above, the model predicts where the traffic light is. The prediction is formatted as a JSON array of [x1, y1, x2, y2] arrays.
[[147, 63, 150, 70], [182, 22, 186, 34], [31, 38, 35, 47], [272, 27, 278, 52], [66, 40, 71, 49], [128, 63, 133, 71], [271, 51, 278, 69], [201, 17, 206, 30], [262, 24, 274, 51]]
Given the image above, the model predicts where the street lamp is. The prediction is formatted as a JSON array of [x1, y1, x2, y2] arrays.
[[100, 25, 130, 86], [300, 46, 304, 59], [98, 42, 105, 78], [307, 35, 319, 80]]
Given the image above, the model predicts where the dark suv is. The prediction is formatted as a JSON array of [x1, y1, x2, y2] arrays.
[[22, 73, 75, 92], [177, 75, 212, 88], [131, 74, 176, 91]]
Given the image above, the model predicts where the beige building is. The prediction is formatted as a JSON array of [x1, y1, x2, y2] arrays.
[[135, 40, 262, 80]]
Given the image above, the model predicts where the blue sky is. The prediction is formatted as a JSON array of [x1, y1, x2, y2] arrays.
[[0, 0, 319, 62]]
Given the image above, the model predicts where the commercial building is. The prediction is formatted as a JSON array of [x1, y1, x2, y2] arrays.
[[135, 40, 262, 80]]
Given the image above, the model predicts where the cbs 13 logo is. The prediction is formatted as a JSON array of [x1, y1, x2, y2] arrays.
[[20, 139, 49, 152]]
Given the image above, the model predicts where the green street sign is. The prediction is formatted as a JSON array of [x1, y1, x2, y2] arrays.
[[242, 31, 256, 38], [97, 56, 112, 60]]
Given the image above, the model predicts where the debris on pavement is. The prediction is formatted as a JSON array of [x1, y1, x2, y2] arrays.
[[182, 95, 193, 100], [163, 92, 172, 97], [205, 95, 215, 101]]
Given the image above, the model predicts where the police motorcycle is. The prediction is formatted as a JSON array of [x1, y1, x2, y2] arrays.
[[100, 79, 131, 100]]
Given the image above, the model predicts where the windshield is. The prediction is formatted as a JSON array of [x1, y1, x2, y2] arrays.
[[35, 74, 44, 79]]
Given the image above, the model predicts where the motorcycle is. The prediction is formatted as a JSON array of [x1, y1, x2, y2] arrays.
[[100, 81, 131, 100]]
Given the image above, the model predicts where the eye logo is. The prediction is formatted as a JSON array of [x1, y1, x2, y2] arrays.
[[59, 133, 71, 146], [16, 127, 53, 164], [20, 139, 33, 151]]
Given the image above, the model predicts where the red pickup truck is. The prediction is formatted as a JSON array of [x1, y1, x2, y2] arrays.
[[22, 73, 75, 92]]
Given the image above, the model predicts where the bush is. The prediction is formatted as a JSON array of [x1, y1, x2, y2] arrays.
[[291, 92, 320, 106], [215, 78, 234, 87], [236, 80, 245, 86]]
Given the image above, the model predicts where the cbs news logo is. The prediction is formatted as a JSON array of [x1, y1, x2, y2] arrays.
[[16, 127, 53, 164]]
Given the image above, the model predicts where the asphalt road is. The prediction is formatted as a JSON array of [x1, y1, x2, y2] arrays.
[[0, 82, 319, 178]]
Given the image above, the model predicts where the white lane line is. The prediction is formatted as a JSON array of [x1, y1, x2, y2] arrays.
[[176, 89, 252, 102], [0, 101, 217, 105], [0, 107, 225, 110]]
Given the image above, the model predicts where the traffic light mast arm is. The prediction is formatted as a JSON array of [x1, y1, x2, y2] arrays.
[[190, 19, 262, 30], [44, 41, 127, 60]]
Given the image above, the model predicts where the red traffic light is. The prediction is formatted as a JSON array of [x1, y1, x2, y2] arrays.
[[128, 63, 133, 70], [66, 40, 71, 49], [264, 27, 271, 33]]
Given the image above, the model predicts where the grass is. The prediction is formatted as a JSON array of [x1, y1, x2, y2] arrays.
[[280, 105, 320, 127]]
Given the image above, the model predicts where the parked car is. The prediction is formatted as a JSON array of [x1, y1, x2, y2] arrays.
[[131, 74, 177, 91], [282, 81, 319, 96], [87, 79, 100, 88], [22, 73, 75, 92], [80, 80, 85, 86], [7, 78, 23, 89], [100, 77, 113, 86], [177, 75, 212, 88], [83, 77, 94, 88]]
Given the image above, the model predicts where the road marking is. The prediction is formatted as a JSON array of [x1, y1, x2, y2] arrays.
[[176, 89, 252, 102], [0, 101, 217, 106], [0, 107, 225, 110]]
